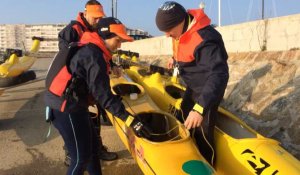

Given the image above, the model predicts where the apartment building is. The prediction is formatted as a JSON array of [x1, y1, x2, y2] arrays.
[[0, 24, 151, 52], [127, 28, 152, 40], [0, 25, 26, 52], [0, 24, 65, 52], [25, 24, 65, 52]]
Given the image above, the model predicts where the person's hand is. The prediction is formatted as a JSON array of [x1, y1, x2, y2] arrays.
[[167, 57, 174, 69], [184, 110, 203, 130], [112, 66, 122, 78], [125, 115, 152, 139]]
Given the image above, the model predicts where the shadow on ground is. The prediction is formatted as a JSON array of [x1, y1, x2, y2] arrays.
[[0, 148, 66, 175], [102, 150, 143, 175], [0, 91, 60, 147], [0, 149, 142, 175]]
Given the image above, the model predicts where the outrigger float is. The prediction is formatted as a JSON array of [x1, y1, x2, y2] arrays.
[[0, 37, 42, 78], [124, 65, 300, 175], [105, 74, 216, 175], [0, 37, 43, 87]]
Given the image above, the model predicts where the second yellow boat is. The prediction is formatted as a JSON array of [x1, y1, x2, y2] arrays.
[[125, 65, 300, 175]]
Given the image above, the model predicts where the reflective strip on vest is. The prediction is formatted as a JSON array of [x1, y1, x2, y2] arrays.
[[60, 99, 67, 112]]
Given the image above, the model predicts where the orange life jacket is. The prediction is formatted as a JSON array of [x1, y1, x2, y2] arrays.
[[173, 9, 211, 63], [71, 13, 89, 39], [46, 32, 112, 112]]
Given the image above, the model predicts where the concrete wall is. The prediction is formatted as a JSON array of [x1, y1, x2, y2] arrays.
[[121, 14, 300, 54], [121, 36, 173, 55], [218, 14, 300, 52]]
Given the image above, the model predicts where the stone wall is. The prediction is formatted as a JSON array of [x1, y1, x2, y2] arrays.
[[223, 50, 300, 159]]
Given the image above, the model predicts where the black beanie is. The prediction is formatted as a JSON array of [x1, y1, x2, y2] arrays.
[[155, 1, 187, 31]]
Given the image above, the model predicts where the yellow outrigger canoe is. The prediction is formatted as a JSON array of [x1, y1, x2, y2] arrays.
[[106, 75, 216, 175], [124, 65, 300, 175], [0, 37, 42, 78]]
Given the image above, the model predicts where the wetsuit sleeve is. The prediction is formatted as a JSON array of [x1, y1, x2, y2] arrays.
[[193, 40, 229, 115], [84, 52, 129, 121], [58, 24, 80, 50]]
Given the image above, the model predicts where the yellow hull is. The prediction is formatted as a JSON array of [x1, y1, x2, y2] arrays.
[[125, 66, 300, 175], [106, 75, 216, 175], [0, 39, 41, 78]]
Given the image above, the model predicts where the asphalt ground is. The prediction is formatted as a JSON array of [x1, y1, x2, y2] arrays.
[[0, 57, 143, 175]]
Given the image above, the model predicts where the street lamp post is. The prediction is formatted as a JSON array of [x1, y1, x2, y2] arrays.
[[115, 0, 117, 18], [111, 0, 118, 18], [218, 0, 221, 27], [262, 0, 265, 19], [111, 0, 114, 17]]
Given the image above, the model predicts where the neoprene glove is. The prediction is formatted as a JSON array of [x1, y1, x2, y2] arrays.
[[125, 115, 152, 139]]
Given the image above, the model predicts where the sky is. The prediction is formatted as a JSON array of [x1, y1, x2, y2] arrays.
[[0, 0, 299, 36]]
